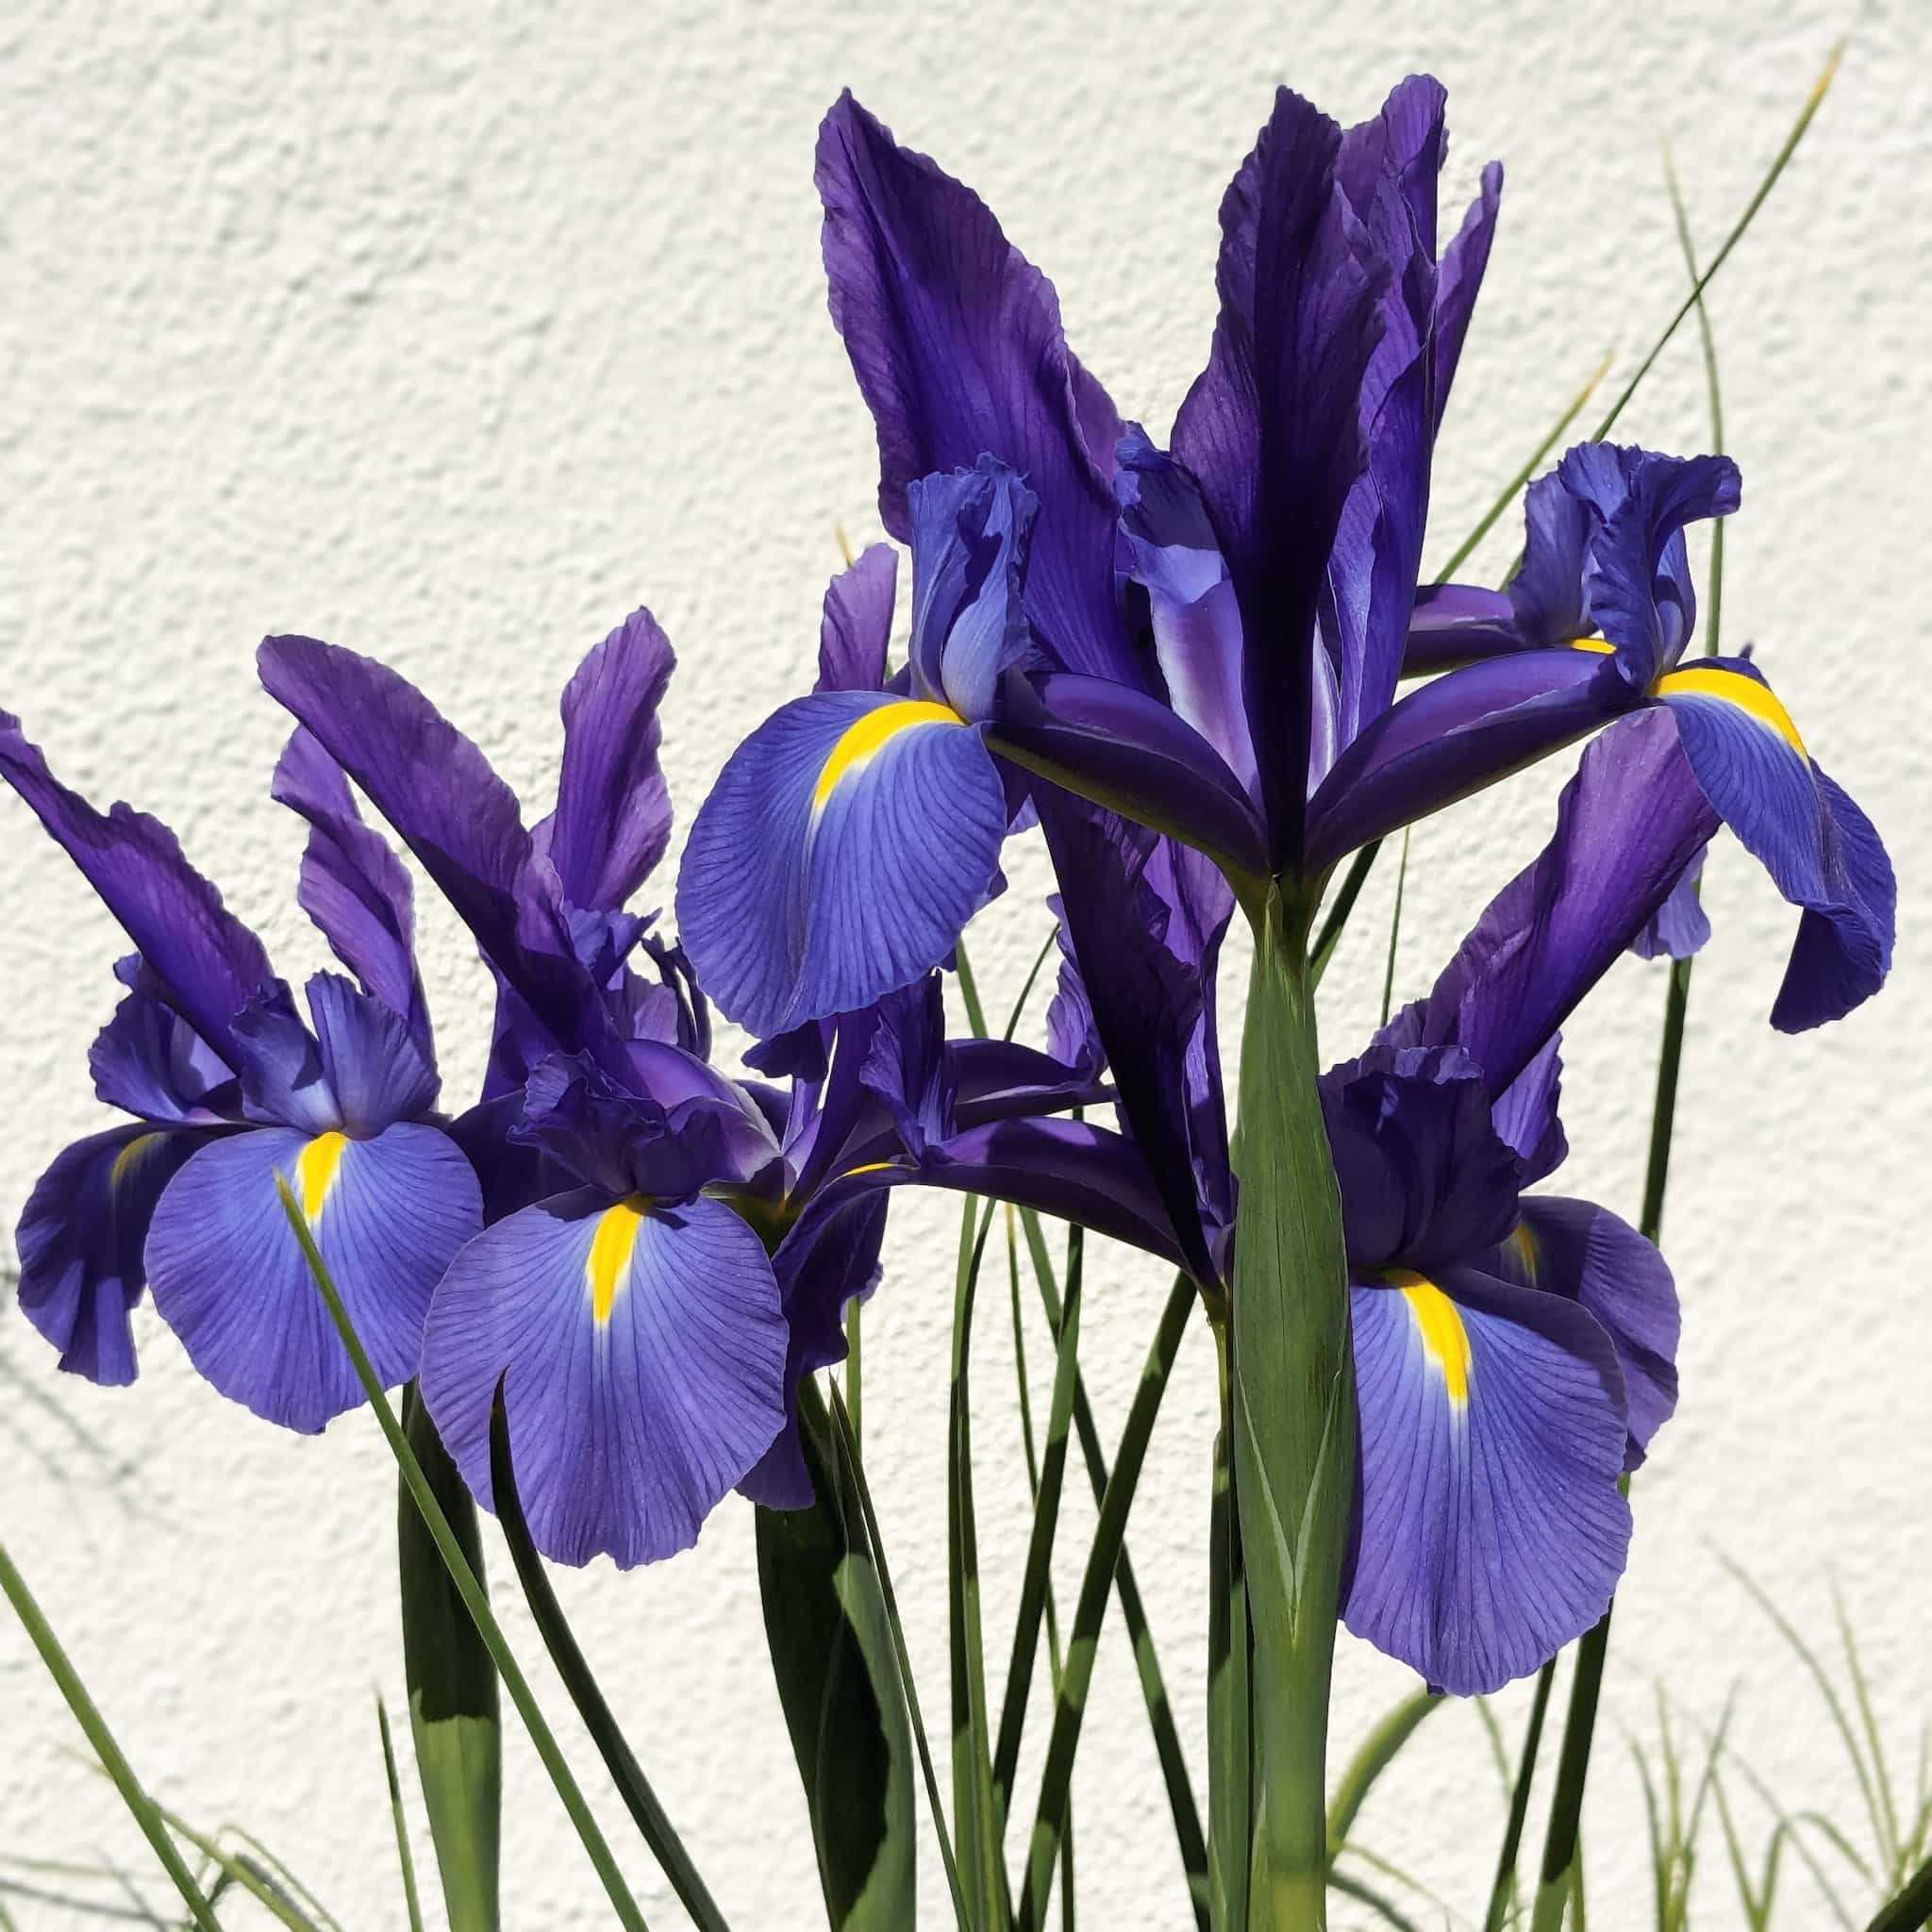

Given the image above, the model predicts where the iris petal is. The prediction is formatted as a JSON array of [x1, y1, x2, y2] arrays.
[[817, 544, 898, 695], [1343, 1266, 1632, 1695], [678, 689, 1006, 1039], [145, 1122, 479, 1433], [420, 1188, 786, 1567]]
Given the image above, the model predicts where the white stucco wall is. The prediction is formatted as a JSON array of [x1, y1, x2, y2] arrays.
[[2, 2, 1926, 1925]]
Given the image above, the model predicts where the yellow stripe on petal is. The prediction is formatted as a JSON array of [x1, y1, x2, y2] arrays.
[[811, 700, 965, 814], [296, 1131, 349, 1224], [1387, 1268, 1472, 1408], [109, 1132, 163, 1191], [1567, 636, 1616, 656], [1506, 1221, 1541, 1285], [1655, 664, 1807, 757], [586, 1195, 649, 1326]]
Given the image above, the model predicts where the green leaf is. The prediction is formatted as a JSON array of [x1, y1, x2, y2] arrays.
[[490, 1400, 732, 1932], [398, 1385, 501, 1932], [276, 1178, 651, 1932], [1864, 1854, 1932, 1932], [1208, 1333, 1250, 1932], [1324, 1690, 1442, 1860], [756, 1376, 916, 1932], [1531, 1604, 1613, 1932], [377, 1698, 427, 1932], [1483, 1660, 1557, 1932], [0, 1538, 224, 1932], [1228, 891, 1354, 1932]]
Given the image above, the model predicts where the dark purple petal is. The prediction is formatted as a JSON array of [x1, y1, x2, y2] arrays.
[[259, 637, 610, 1061], [16, 1124, 209, 1385], [1498, 1197, 1679, 1470], [1303, 647, 1627, 874], [1394, 708, 1722, 1094], [1486, 1034, 1567, 1186], [990, 672, 1269, 883], [273, 726, 428, 1049], [817, 92, 1132, 683], [1628, 851, 1710, 961], [1402, 582, 1524, 674], [1433, 160, 1503, 430], [146, 1122, 480, 1433], [307, 971, 440, 1134], [1320, 1041, 1521, 1273], [817, 544, 899, 695], [421, 1187, 787, 1567], [90, 979, 236, 1124], [228, 983, 338, 1133], [0, 713, 274, 1064], [1774, 765, 1895, 1032], [908, 457, 1037, 721], [534, 608, 676, 914], [1343, 1266, 1631, 1695], [678, 690, 1008, 1039], [1171, 87, 1389, 862], [858, 974, 955, 1155]]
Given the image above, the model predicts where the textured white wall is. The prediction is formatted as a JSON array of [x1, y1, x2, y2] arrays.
[[2, 2, 1926, 1925]]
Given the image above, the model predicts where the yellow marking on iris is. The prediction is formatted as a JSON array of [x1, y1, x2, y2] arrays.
[[1386, 1268, 1472, 1408], [840, 1161, 898, 1178], [1506, 1221, 1540, 1285], [1567, 636, 1616, 656], [811, 700, 964, 813], [1654, 663, 1807, 756], [296, 1131, 349, 1224], [109, 1132, 162, 1191], [586, 1195, 650, 1326]]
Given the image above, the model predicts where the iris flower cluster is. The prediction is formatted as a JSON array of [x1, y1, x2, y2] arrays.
[[4, 74, 1891, 1705]]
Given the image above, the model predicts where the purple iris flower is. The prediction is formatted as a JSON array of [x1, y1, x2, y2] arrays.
[[1, 715, 480, 1428], [1400, 443, 1893, 1028], [258, 601, 1118, 1568]]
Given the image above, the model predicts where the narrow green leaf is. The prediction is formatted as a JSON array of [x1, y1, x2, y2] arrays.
[[1531, 1601, 1614, 1932], [1308, 839, 1382, 990], [490, 1402, 734, 1932], [754, 1377, 914, 1931], [1324, 1690, 1442, 1859], [377, 1699, 427, 1932], [825, 1383, 972, 1927], [1378, 829, 1409, 1030], [398, 1384, 501, 1932], [275, 1178, 651, 1932], [1833, 1581, 1905, 1880], [1324, 1867, 1423, 1932], [0, 1539, 223, 1932], [1483, 1661, 1557, 1932], [1229, 893, 1354, 1932], [1208, 1321, 1250, 1932], [140, 1808, 324, 1932], [1015, 1274, 1197, 1932], [1865, 1855, 1932, 1932], [1662, 149, 1725, 658]]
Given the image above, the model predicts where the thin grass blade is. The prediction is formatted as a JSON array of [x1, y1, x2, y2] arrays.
[[1208, 1322, 1250, 1932], [1483, 1660, 1557, 1932], [1324, 1690, 1441, 1859], [377, 1699, 427, 1932]]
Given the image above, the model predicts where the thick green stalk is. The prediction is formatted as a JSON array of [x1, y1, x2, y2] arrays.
[[1230, 889, 1355, 1931], [398, 1386, 501, 1932]]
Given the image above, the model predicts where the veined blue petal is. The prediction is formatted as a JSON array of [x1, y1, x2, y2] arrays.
[[16, 1124, 208, 1385], [145, 1122, 480, 1433], [1344, 1266, 1631, 1695], [678, 689, 1006, 1038], [818, 544, 898, 695], [420, 1188, 786, 1567], [0, 713, 273, 1065], [1656, 659, 1892, 1029], [273, 726, 429, 1051], [1497, 1198, 1678, 1470], [1628, 851, 1710, 962], [306, 971, 439, 1134], [534, 607, 675, 912]]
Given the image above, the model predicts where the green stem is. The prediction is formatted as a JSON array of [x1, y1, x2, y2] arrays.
[[1230, 892, 1354, 1932], [1531, 1606, 1613, 1932], [0, 1538, 225, 1932], [1483, 1661, 1557, 1932], [377, 1699, 428, 1932], [1208, 1319, 1251, 1932]]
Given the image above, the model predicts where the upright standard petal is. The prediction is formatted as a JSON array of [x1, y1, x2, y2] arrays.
[[15, 1124, 207, 1385], [535, 608, 675, 912], [1655, 660, 1893, 1029], [89, 975, 235, 1124], [145, 1122, 480, 1433], [818, 543, 899, 695], [678, 689, 1007, 1038], [817, 92, 1132, 683], [1344, 1267, 1632, 1695], [306, 972, 440, 1134], [907, 458, 1037, 722], [273, 726, 429, 1050], [419, 1188, 787, 1567], [0, 714, 273, 1063], [1432, 161, 1503, 430], [1171, 86, 1389, 862], [1497, 1198, 1679, 1469]]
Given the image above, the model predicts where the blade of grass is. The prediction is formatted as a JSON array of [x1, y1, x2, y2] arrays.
[[1308, 839, 1382, 989], [489, 1399, 733, 1932], [1015, 1274, 1196, 1932], [275, 1178, 650, 1932], [135, 1811, 322, 1932], [1208, 1317, 1249, 1932], [1530, 1598, 1614, 1932], [950, 1196, 1013, 1928], [827, 1381, 972, 1925], [1834, 1581, 1905, 1880], [1725, 1749, 1860, 1931], [1378, 829, 1410, 1029], [1663, 149, 1726, 657], [1483, 1661, 1557, 1932], [0, 1541, 223, 1932], [1325, 1690, 1442, 1860], [1324, 1868, 1424, 1932], [1866, 1855, 1932, 1932], [376, 1699, 426, 1932]]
